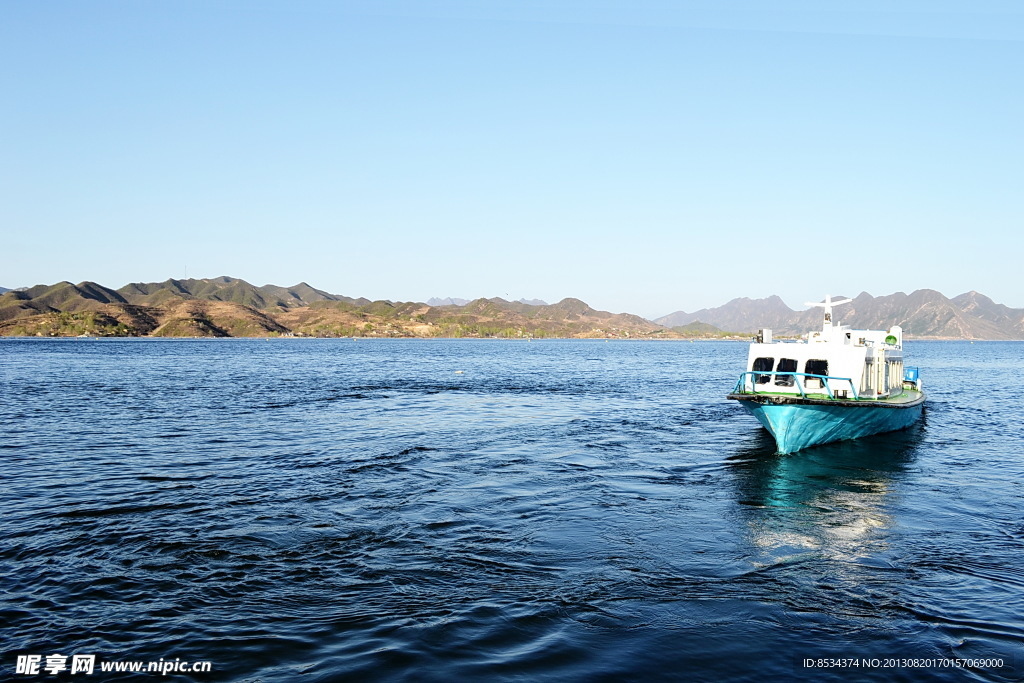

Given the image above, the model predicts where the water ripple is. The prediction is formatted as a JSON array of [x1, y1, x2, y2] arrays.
[[1, 339, 1022, 681]]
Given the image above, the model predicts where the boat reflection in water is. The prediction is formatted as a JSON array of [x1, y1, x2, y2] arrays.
[[727, 426, 921, 569]]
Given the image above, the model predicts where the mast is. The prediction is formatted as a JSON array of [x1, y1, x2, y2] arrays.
[[805, 294, 852, 334]]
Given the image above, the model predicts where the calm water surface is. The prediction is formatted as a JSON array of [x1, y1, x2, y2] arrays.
[[2, 339, 1022, 681]]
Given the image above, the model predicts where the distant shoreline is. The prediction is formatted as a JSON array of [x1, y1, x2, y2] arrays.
[[2, 335, 1019, 342]]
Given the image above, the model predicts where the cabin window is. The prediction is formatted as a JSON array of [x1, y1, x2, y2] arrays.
[[805, 359, 828, 377], [804, 359, 828, 389], [752, 357, 774, 384], [775, 358, 798, 386]]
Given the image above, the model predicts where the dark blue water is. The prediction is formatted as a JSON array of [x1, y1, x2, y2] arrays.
[[2, 339, 1022, 681]]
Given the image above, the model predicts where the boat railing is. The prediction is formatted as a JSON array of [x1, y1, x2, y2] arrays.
[[732, 372, 860, 400]]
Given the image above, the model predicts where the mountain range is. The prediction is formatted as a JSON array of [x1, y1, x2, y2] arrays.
[[1, 278, 1021, 339], [428, 297, 549, 307], [656, 290, 1024, 339], [0, 277, 673, 339]]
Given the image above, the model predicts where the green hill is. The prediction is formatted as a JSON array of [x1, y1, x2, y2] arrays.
[[671, 321, 729, 337]]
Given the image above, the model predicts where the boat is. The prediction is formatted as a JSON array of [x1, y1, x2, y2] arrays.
[[726, 295, 925, 454]]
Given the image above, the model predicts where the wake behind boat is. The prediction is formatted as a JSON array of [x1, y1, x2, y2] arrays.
[[727, 295, 925, 454]]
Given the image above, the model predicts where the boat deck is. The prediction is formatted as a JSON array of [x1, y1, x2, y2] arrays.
[[728, 389, 925, 409]]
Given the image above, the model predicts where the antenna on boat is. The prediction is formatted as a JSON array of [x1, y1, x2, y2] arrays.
[[805, 294, 852, 333]]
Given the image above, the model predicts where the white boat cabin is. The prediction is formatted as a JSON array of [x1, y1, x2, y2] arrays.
[[738, 297, 907, 400]]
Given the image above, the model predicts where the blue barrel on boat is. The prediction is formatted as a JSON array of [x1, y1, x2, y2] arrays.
[[904, 367, 919, 382]]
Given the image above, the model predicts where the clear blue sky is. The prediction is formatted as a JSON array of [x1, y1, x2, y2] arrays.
[[2, 1, 1022, 319]]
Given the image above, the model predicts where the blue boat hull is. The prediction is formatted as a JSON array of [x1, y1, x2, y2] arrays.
[[733, 393, 925, 454]]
